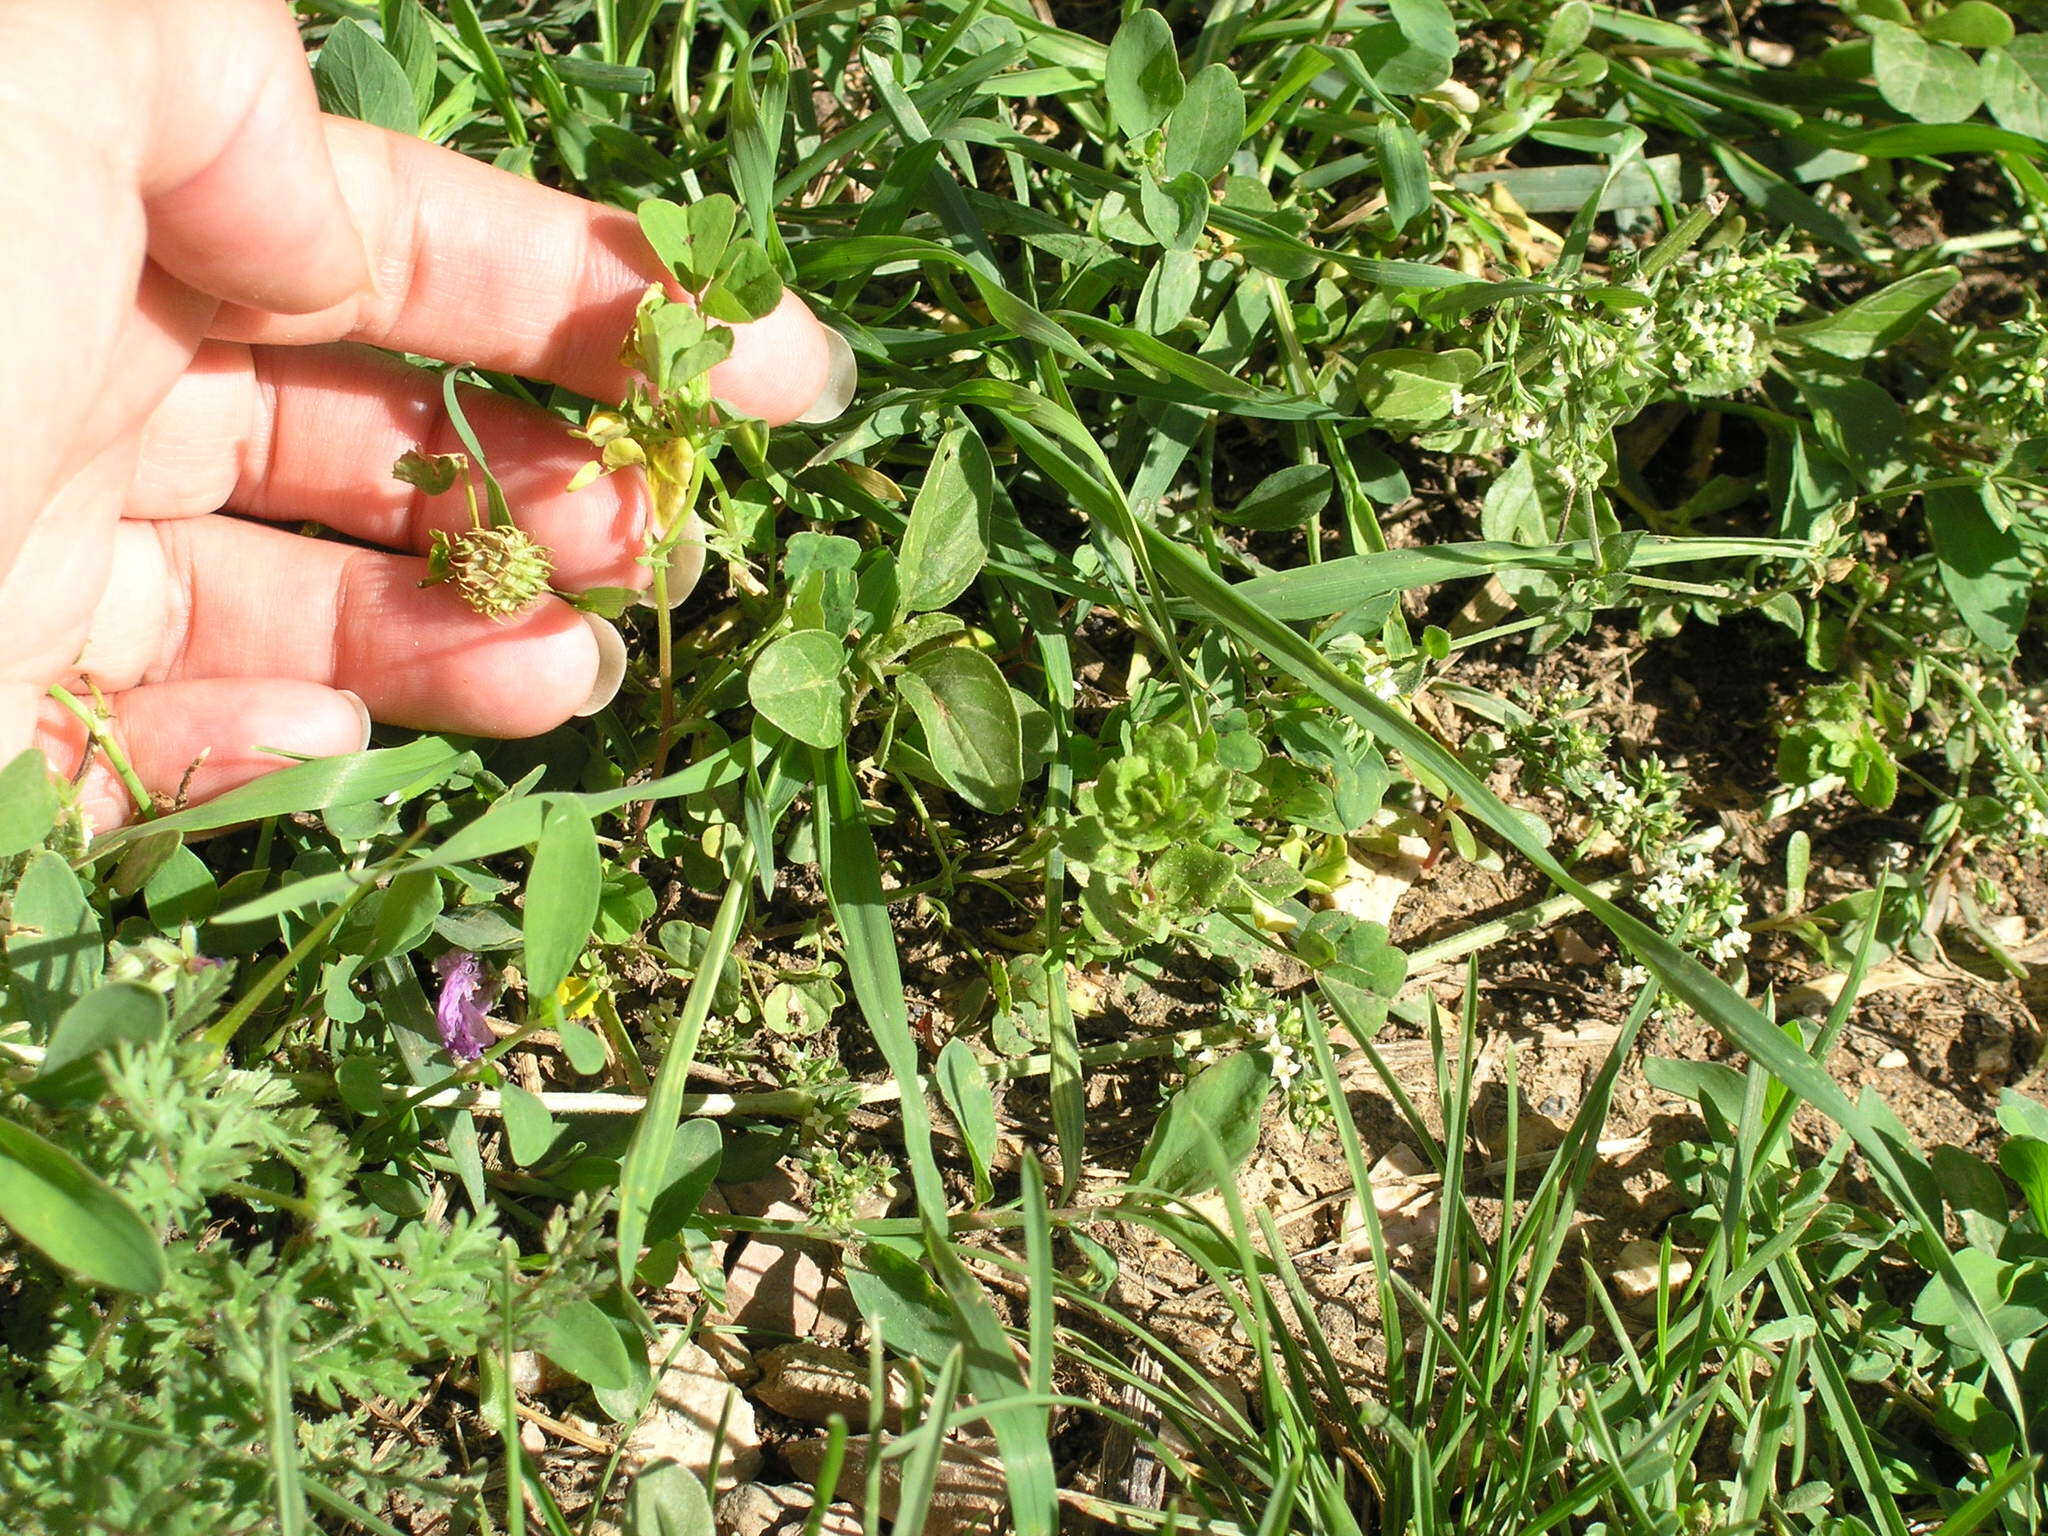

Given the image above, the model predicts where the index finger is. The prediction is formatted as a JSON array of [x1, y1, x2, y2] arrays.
[[207, 118, 854, 426]]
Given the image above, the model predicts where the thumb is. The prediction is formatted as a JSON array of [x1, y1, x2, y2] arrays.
[[136, 0, 367, 316]]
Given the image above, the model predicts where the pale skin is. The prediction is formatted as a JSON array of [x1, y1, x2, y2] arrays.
[[0, 0, 847, 831]]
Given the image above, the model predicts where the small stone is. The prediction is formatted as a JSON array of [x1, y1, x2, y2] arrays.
[[1553, 928, 1602, 967], [1321, 836, 1429, 928], [754, 1342, 905, 1430], [712, 1226, 857, 1342], [519, 1418, 547, 1455], [712, 1483, 866, 1536], [1342, 1146, 1438, 1260], [1611, 1239, 1692, 1304], [621, 1334, 762, 1490], [1367, 1145, 1427, 1215], [716, 1483, 806, 1536], [506, 1349, 549, 1397], [696, 1328, 757, 1385], [783, 1435, 1004, 1536], [1974, 1038, 2013, 1081], [1875, 1049, 1910, 1071]]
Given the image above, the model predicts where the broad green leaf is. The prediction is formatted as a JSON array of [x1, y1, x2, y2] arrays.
[[1999, 1088, 2048, 1141], [897, 647, 1023, 814], [1981, 41, 2048, 137], [898, 427, 993, 614], [638, 196, 734, 291], [144, 844, 219, 928], [748, 631, 850, 749], [0, 750, 58, 857], [528, 1297, 633, 1392], [618, 1458, 716, 1531], [1377, 114, 1433, 233], [1163, 64, 1245, 180], [5, 852, 99, 1032], [1392, 0, 1460, 63], [1131, 1050, 1270, 1198], [1796, 374, 1909, 489], [624, 1460, 714, 1536], [499, 1082, 558, 1166], [935, 1039, 1000, 1206], [0, 1113, 164, 1292], [1996, 1137, 2048, 1229], [1106, 9, 1183, 138], [365, 868, 444, 961], [1871, 21, 1984, 123], [557, 1019, 608, 1075], [313, 19, 419, 134], [30, 984, 166, 1106], [1136, 169, 1211, 250], [1219, 463, 1334, 531], [1352, 20, 1454, 97], [1785, 266, 1959, 358], [1356, 347, 1482, 422], [524, 801, 602, 998], [701, 240, 783, 324], [641, 1117, 724, 1248], [843, 1243, 958, 1367], [1926, 482, 2029, 652], [108, 828, 180, 899], [1924, 0, 2014, 48], [380, 0, 438, 120]]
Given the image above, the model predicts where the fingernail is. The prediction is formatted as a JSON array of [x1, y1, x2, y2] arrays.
[[635, 512, 706, 611], [338, 689, 373, 752], [575, 615, 628, 717], [794, 326, 858, 425]]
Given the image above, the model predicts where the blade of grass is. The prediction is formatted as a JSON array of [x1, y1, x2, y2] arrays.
[[810, 743, 1056, 1536], [615, 845, 752, 1288]]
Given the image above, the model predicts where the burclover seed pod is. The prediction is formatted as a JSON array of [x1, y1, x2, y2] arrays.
[[425, 524, 555, 619]]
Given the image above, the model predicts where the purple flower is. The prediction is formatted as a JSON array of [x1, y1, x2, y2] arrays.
[[432, 951, 498, 1063]]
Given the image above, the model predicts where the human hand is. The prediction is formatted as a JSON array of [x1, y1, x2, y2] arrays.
[[0, 0, 853, 831]]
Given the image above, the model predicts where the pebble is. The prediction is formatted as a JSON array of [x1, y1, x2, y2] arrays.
[[753, 1341, 904, 1430], [1875, 1049, 1910, 1070], [783, 1434, 1006, 1536], [619, 1333, 762, 1490], [1611, 1239, 1693, 1304], [714, 1483, 858, 1536]]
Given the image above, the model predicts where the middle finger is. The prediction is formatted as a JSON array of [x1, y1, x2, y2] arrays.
[[127, 340, 655, 594]]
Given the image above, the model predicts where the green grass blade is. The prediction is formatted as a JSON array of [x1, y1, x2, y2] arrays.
[[809, 744, 1056, 1536], [615, 850, 752, 1287]]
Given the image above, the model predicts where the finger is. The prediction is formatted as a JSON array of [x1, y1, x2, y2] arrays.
[[136, 0, 368, 315], [209, 120, 854, 425], [77, 516, 627, 738], [129, 342, 654, 593], [33, 678, 373, 833]]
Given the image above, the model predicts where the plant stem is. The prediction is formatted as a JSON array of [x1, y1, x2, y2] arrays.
[[47, 683, 153, 819]]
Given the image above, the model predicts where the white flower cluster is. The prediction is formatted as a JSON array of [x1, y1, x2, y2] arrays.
[[1990, 697, 2048, 846], [1660, 244, 1813, 399], [1639, 845, 1753, 964], [1247, 1008, 1306, 1091], [1325, 633, 1407, 705]]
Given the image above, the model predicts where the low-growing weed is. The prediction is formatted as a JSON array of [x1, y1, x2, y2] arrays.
[[5, 0, 2048, 1532]]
